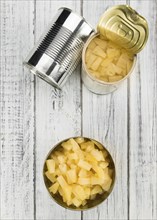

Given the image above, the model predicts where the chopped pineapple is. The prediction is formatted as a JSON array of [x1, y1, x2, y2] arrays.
[[75, 137, 85, 144], [91, 185, 103, 195], [66, 169, 77, 184], [109, 75, 123, 82], [45, 171, 56, 183], [72, 197, 82, 207], [61, 140, 72, 151], [49, 182, 59, 194], [91, 176, 104, 185], [93, 46, 107, 58], [57, 155, 65, 164], [68, 153, 78, 160], [94, 37, 107, 50], [91, 149, 104, 161], [78, 169, 88, 178], [91, 57, 103, 71], [92, 165, 105, 179], [77, 177, 91, 185], [88, 40, 97, 50], [102, 178, 112, 191], [45, 138, 114, 208], [46, 159, 55, 174], [80, 141, 95, 150], [86, 53, 97, 68], [85, 35, 134, 82], [99, 161, 109, 169], [59, 164, 67, 174], [78, 159, 92, 171], [72, 184, 86, 201]]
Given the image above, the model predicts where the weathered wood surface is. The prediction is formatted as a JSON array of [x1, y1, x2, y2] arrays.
[[0, 0, 156, 220]]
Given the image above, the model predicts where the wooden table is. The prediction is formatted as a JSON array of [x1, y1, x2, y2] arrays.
[[1, 0, 157, 219]]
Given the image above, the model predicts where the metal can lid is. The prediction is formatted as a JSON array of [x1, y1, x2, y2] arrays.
[[97, 5, 149, 54]]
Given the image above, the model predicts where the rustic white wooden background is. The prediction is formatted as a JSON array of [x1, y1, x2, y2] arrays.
[[1, 0, 157, 219]]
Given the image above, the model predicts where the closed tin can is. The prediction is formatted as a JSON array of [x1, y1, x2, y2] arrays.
[[82, 5, 148, 94], [24, 7, 94, 88]]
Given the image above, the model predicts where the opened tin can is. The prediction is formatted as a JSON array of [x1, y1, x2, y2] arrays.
[[82, 5, 148, 94], [24, 7, 94, 88]]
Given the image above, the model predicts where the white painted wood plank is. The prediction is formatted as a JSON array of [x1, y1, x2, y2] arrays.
[[129, 1, 157, 219], [0, 1, 35, 219], [34, 1, 82, 219], [82, 1, 129, 219]]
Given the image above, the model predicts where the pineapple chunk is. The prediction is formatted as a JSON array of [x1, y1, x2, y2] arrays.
[[91, 57, 103, 71], [108, 75, 123, 82], [50, 155, 59, 165], [72, 197, 82, 207], [57, 155, 65, 164], [80, 141, 95, 150], [84, 187, 91, 199], [85, 153, 98, 165], [72, 185, 86, 201], [99, 161, 109, 169], [55, 168, 61, 176], [69, 163, 77, 170], [78, 169, 88, 178], [66, 169, 77, 184], [91, 149, 104, 161], [112, 63, 122, 75], [88, 40, 97, 50], [92, 140, 103, 149], [57, 175, 68, 188], [58, 186, 63, 196], [86, 53, 97, 68], [116, 55, 127, 69], [107, 48, 120, 58], [45, 171, 56, 183], [92, 165, 105, 179], [49, 182, 59, 194], [77, 177, 90, 185], [94, 37, 107, 50], [68, 153, 78, 160], [78, 159, 92, 171], [59, 164, 67, 174], [57, 176, 72, 202], [69, 138, 80, 151], [101, 57, 113, 67], [93, 46, 106, 58], [99, 76, 109, 82], [91, 185, 103, 195], [75, 137, 85, 144], [61, 140, 72, 151], [46, 159, 55, 174], [102, 178, 112, 191], [91, 177, 104, 185]]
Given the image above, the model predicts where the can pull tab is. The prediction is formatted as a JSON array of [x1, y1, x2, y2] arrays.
[[118, 23, 132, 39], [97, 5, 149, 54]]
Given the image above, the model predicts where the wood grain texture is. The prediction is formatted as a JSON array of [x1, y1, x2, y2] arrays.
[[82, 1, 129, 219], [128, 0, 157, 219], [34, 1, 82, 219], [0, 1, 35, 219]]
